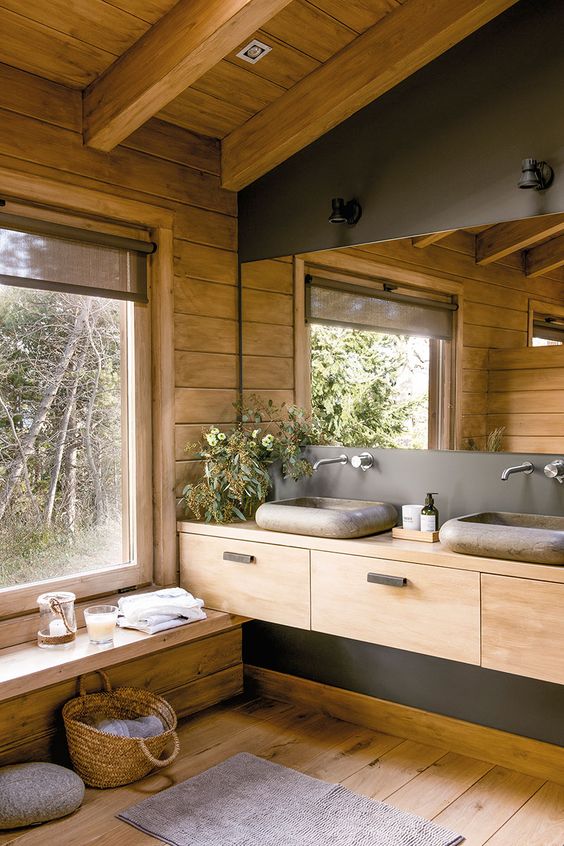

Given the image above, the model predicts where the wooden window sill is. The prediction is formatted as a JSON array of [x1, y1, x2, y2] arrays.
[[0, 609, 246, 702]]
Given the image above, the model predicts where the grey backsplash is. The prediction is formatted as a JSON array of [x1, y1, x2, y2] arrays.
[[270, 446, 564, 521]]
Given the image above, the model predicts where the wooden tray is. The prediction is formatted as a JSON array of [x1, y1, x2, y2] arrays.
[[392, 527, 440, 543]]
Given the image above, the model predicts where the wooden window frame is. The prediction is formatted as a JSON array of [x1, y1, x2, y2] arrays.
[[295, 252, 463, 449], [0, 168, 176, 633]]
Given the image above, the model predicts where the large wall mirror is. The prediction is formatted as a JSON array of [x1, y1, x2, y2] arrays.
[[241, 212, 564, 454]]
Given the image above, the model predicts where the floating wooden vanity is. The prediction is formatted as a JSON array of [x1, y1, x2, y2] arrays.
[[179, 520, 564, 686]]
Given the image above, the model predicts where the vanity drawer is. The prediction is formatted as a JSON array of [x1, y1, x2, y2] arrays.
[[179, 534, 310, 629], [482, 574, 564, 684], [311, 551, 480, 664]]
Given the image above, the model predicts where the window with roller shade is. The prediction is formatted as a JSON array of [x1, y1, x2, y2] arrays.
[[306, 276, 457, 450], [0, 213, 153, 591]]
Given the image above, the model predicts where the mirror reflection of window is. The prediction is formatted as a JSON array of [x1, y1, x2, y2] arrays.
[[528, 299, 564, 347], [306, 276, 456, 450]]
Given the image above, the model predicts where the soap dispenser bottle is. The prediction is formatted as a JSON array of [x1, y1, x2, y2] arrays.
[[420, 493, 439, 532]]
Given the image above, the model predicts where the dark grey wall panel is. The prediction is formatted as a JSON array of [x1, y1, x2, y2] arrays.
[[239, 0, 564, 262], [243, 622, 564, 746], [271, 446, 564, 521]]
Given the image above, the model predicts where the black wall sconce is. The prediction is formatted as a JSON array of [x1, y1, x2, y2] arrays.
[[328, 197, 362, 225], [518, 158, 554, 190]]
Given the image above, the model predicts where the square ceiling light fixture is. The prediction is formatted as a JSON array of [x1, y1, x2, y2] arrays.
[[236, 39, 272, 64]]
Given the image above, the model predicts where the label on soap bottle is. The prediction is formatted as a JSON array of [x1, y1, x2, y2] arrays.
[[420, 514, 437, 532]]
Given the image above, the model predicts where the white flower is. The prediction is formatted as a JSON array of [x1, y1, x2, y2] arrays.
[[210, 427, 220, 435], [261, 434, 274, 449], [205, 433, 218, 446], [252, 428, 260, 439], [217, 432, 226, 441]]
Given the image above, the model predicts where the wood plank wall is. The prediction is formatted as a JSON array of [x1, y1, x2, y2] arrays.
[[241, 257, 295, 410], [0, 62, 238, 529], [488, 346, 564, 453], [242, 234, 564, 449]]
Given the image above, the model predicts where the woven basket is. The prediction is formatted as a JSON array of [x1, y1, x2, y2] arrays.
[[63, 670, 180, 788]]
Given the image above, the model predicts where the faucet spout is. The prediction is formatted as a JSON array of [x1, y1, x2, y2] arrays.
[[313, 454, 348, 472], [501, 460, 534, 481]]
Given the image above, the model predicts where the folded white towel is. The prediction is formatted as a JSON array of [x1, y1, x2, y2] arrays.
[[117, 610, 206, 634], [118, 588, 205, 625]]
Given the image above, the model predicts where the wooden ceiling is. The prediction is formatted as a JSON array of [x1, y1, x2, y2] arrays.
[[0, 0, 520, 190]]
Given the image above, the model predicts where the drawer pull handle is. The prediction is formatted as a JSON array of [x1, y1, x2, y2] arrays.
[[223, 551, 255, 564], [367, 572, 407, 587]]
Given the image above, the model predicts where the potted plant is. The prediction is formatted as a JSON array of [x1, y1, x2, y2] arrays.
[[182, 398, 322, 524]]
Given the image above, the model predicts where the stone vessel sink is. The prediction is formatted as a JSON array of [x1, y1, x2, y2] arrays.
[[439, 512, 564, 565], [255, 497, 398, 539]]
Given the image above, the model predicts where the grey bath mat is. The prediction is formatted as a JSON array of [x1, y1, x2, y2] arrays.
[[118, 752, 464, 846]]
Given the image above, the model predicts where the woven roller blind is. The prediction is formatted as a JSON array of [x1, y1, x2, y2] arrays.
[[306, 276, 456, 340], [0, 218, 153, 303]]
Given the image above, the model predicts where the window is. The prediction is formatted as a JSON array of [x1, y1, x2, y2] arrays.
[[306, 275, 457, 449], [0, 214, 153, 596]]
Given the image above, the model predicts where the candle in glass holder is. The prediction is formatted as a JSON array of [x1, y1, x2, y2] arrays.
[[84, 605, 118, 648]]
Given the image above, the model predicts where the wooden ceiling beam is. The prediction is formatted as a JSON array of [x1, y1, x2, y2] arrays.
[[475, 215, 564, 265], [221, 0, 519, 191], [412, 230, 456, 248], [83, 0, 293, 152], [525, 235, 564, 278]]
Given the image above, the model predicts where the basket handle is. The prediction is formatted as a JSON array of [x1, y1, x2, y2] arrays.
[[139, 732, 180, 769], [78, 669, 113, 697]]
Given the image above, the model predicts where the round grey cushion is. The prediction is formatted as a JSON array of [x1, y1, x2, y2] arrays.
[[0, 762, 85, 829]]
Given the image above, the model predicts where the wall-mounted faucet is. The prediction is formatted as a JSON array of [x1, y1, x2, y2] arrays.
[[351, 452, 374, 471], [500, 460, 534, 481], [544, 459, 564, 484], [313, 454, 348, 472]]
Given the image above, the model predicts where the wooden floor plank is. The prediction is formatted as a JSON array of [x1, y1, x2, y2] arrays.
[[4, 696, 564, 846], [433, 766, 544, 846], [483, 781, 564, 845], [303, 726, 404, 782], [385, 751, 494, 818], [342, 739, 448, 799]]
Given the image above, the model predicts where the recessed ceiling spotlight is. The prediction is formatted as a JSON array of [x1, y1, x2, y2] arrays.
[[236, 39, 272, 64]]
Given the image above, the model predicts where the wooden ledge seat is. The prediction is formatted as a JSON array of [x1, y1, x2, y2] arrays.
[[0, 609, 244, 702]]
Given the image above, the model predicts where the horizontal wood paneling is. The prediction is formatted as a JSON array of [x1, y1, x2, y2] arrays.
[[0, 106, 235, 214], [175, 388, 239, 424], [174, 278, 238, 319], [241, 259, 294, 294], [0, 628, 242, 766], [174, 241, 238, 285], [487, 346, 564, 449], [175, 351, 239, 388], [243, 322, 294, 357], [243, 288, 294, 325], [174, 314, 238, 353], [244, 355, 294, 390]]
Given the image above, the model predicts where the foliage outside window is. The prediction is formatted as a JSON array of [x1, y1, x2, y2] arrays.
[[310, 324, 432, 449], [0, 284, 131, 588]]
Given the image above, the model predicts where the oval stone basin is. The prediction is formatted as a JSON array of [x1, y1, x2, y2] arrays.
[[256, 497, 398, 539], [439, 511, 564, 565]]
